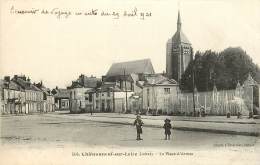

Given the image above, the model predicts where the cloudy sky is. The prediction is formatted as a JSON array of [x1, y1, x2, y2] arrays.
[[1, 0, 260, 88]]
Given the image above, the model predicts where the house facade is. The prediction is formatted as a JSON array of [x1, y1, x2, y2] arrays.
[[52, 87, 70, 110], [69, 86, 93, 113], [36, 82, 55, 113], [45, 93, 55, 112], [12, 75, 44, 114], [68, 75, 101, 113], [142, 74, 179, 115], [91, 82, 134, 113], [0, 76, 26, 114]]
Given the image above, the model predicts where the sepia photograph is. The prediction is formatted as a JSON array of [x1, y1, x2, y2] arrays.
[[0, 0, 259, 164]]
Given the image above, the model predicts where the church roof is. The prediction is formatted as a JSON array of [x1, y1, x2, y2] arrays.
[[168, 11, 191, 45], [171, 30, 191, 45], [106, 59, 155, 77]]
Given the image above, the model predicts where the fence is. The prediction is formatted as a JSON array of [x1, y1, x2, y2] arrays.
[[179, 84, 253, 116]]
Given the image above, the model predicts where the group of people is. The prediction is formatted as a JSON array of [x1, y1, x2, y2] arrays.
[[133, 115, 172, 140]]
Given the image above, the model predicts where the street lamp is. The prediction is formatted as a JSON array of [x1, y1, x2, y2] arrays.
[[96, 87, 101, 112], [123, 69, 128, 113], [192, 65, 196, 117], [108, 86, 114, 113]]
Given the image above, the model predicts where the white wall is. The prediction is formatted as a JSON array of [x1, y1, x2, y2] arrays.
[[142, 85, 179, 114]]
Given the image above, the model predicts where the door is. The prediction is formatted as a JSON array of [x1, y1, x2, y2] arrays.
[[101, 100, 105, 112]]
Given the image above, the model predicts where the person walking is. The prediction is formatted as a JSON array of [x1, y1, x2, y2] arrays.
[[133, 115, 144, 140], [163, 118, 172, 140]]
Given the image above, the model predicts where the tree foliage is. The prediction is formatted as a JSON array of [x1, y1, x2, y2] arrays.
[[181, 47, 260, 92]]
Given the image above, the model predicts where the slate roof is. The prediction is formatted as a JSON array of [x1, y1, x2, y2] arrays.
[[143, 74, 178, 86], [78, 75, 101, 88], [144, 74, 167, 85], [170, 30, 191, 45], [68, 81, 83, 89], [96, 82, 122, 92], [68, 75, 101, 89], [38, 86, 52, 96], [0, 79, 23, 91], [129, 73, 139, 82], [54, 88, 70, 98], [106, 59, 155, 77], [12, 77, 41, 91], [168, 11, 191, 45]]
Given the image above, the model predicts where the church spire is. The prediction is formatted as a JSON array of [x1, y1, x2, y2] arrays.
[[177, 10, 182, 31]]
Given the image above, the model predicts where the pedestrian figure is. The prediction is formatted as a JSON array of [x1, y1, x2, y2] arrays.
[[163, 118, 172, 140], [133, 115, 144, 140], [237, 111, 242, 119]]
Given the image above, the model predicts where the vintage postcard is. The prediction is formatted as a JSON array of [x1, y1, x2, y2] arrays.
[[0, 0, 259, 164]]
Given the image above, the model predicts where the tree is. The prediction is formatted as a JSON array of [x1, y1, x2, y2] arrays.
[[181, 47, 260, 92]]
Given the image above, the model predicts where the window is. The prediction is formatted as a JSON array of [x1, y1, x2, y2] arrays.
[[70, 91, 73, 99], [1, 90, 4, 100], [107, 100, 111, 111], [43, 93, 47, 100], [107, 91, 110, 97], [89, 93, 92, 102], [147, 88, 150, 107], [164, 88, 170, 94], [96, 100, 99, 109], [85, 97, 88, 100], [96, 92, 99, 97]]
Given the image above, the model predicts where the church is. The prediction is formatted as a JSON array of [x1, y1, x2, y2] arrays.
[[166, 11, 193, 82]]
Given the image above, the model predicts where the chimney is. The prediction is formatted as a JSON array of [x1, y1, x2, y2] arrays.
[[4, 76, 10, 82], [80, 74, 85, 79], [21, 75, 26, 81], [27, 77, 31, 83], [14, 75, 18, 80]]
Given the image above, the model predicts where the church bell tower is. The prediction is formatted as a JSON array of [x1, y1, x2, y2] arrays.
[[166, 11, 193, 82]]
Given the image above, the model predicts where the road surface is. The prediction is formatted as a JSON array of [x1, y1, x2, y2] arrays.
[[1, 114, 259, 150]]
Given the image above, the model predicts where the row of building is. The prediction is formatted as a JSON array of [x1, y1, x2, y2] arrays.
[[63, 59, 179, 115], [0, 58, 179, 115], [54, 57, 257, 116], [0, 75, 55, 114], [1, 59, 257, 116]]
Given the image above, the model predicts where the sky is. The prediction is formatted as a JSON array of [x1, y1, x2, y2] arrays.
[[1, 0, 260, 88]]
